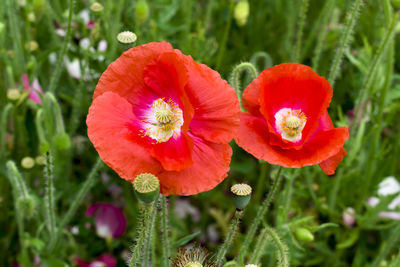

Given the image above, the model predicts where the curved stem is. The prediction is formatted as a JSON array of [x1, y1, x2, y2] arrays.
[[229, 62, 258, 110], [250, 51, 273, 70], [48, 0, 75, 93], [215, 210, 243, 264], [238, 166, 283, 263], [265, 227, 289, 267]]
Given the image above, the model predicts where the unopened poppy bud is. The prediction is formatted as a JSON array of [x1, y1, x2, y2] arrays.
[[136, 0, 149, 24], [231, 183, 252, 210], [7, 89, 21, 101], [53, 132, 71, 151], [17, 195, 36, 218], [234, 0, 250, 27], [117, 31, 137, 44], [295, 228, 314, 242], [90, 2, 104, 12], [21, 157, 35, 169], [133, 173, 160, 203], [40, 141, 50, 154]]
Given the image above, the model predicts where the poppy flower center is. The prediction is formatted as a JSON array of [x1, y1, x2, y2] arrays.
[[143, 98, 184, 143], [274, 108, 307, 142]]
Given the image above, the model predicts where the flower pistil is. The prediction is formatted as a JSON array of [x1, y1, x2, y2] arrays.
[[275, 108, 307, 142]]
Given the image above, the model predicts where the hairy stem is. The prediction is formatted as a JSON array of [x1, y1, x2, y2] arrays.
[[44, 153, 57, 252], [216, 0, 235, 70], [161, 195, 171, 267], [216, 210, 243, 264], [293, 0, 310, 62], [229, 62, 258, 110]]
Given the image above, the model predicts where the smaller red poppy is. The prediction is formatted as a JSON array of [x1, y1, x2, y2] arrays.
[[235, 63, 349, 174]]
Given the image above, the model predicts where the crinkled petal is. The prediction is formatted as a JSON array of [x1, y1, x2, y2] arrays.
[[179, 53, 240, 144], [151, 133, 194, 171], [319, 148, 347, 175], [158, 134, 232, 195], [87, 92, 162, 181], [93, 42, 173, 103]]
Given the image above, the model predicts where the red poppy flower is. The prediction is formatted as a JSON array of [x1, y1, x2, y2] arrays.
[[87, 42, 240, 195], [235, 63, 348, 174]]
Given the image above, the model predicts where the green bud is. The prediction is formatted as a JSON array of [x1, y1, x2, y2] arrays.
[[231, 183, 252, 210], [40, 141, 50, 154], [136, 0, 149, 24], [392, 0, 400, 8], [295, 228, 314, 242], [234, 0, 250, 27], [52, 132, 71, 151], [133, 173, 160, 203], [16, 195, 37, 219], [33, 0, 46, 19]]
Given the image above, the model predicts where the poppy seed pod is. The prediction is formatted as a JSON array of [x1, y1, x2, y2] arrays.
[[231, 183, 252, 210], [133, 173, 160, 203]]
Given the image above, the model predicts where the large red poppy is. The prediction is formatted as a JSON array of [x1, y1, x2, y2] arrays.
[[87, 42, 240, 195], [235, 63, 348, 174]]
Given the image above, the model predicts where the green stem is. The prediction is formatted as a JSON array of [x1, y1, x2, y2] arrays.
[[161, 195, 171, 267], [328, 0, 363, 87], [59, 157, 103, 229], [204, 0, 214, 31], [44, 92, 65, 133], [48, 0, 75, 93], [254, 161, 269, 205], [248, 227, 269, 264], [238, 166, 283, 263], [144, 195, 159, 267], [370, 224, 400, 267], [0, 103, 13, 158], [250, 51, 273, 70], [229, 62, 258, 110], [216, 0, 235, 70], [129, 205, 148, 267], [215, 210, 243, 264], [6, 0, 25, 73], [293, 0, 310, 63], [44, 153, 57, 252], [312, 0, 336, 71], [265, 227, 289, 267]]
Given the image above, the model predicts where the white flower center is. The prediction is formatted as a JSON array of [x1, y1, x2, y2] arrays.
[[142, 98, 184, 143], [274, 108, 307, 142]]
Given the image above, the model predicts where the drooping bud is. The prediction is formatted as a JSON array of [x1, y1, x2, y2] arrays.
[[136, 0, 149, 24], [234, 0, 250, 27], [231, 183, 252, 210], [295, 228, 314, 242], [21, 157, 35, 169], [16, 194, 37, 219], [117, 31, 137, 44], [133, 173, 160, 203], [52, 132, 71, 151], [90, 2, 104, 12]]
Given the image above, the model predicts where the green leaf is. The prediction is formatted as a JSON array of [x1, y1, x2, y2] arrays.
[[173, 231, 201, 247]]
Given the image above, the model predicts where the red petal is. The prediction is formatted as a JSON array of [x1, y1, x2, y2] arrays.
[[258, 63, 333, 149], [93, 42, 173, 103], [179, 54, 240, 144], [158, 134, 232, 195], [87, 92, 162, 181], [235, 113, 349, 168], [143, 51, 194, 132], [242, 74, 262, 116], [319, 148, 347, 175], [151, 133, 194, 171]]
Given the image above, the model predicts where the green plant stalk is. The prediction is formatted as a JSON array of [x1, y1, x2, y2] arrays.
[[254, 161, 269, 205], [44, 153, 57, 251], [143, 195, 159, 267], [293, 0, 310, 63], [183, 0, 193, 54], [216, 0, 235, 70], [48, 0, 75, 93], [6, 161, 28, 255], [129, 204, 148, 267], [6, 0, 25, 73], [371, 224, 400, 267], [328, 0, 363, 87], [238, 166, 283, 263], [312, 0, 336, 71], [248, 227, 269, 264], [215, 210, 243, 264], [45, 92, 65, 134], [0, 103, 13, 158], [204, 0, 214, 31], [278, 175, 295, 226], [229, 62, 258, 110], [356, 13, 397, 210], [161, 195, 171, 267], [265, 227, 289, 267], [59, 157, 103, 229]]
